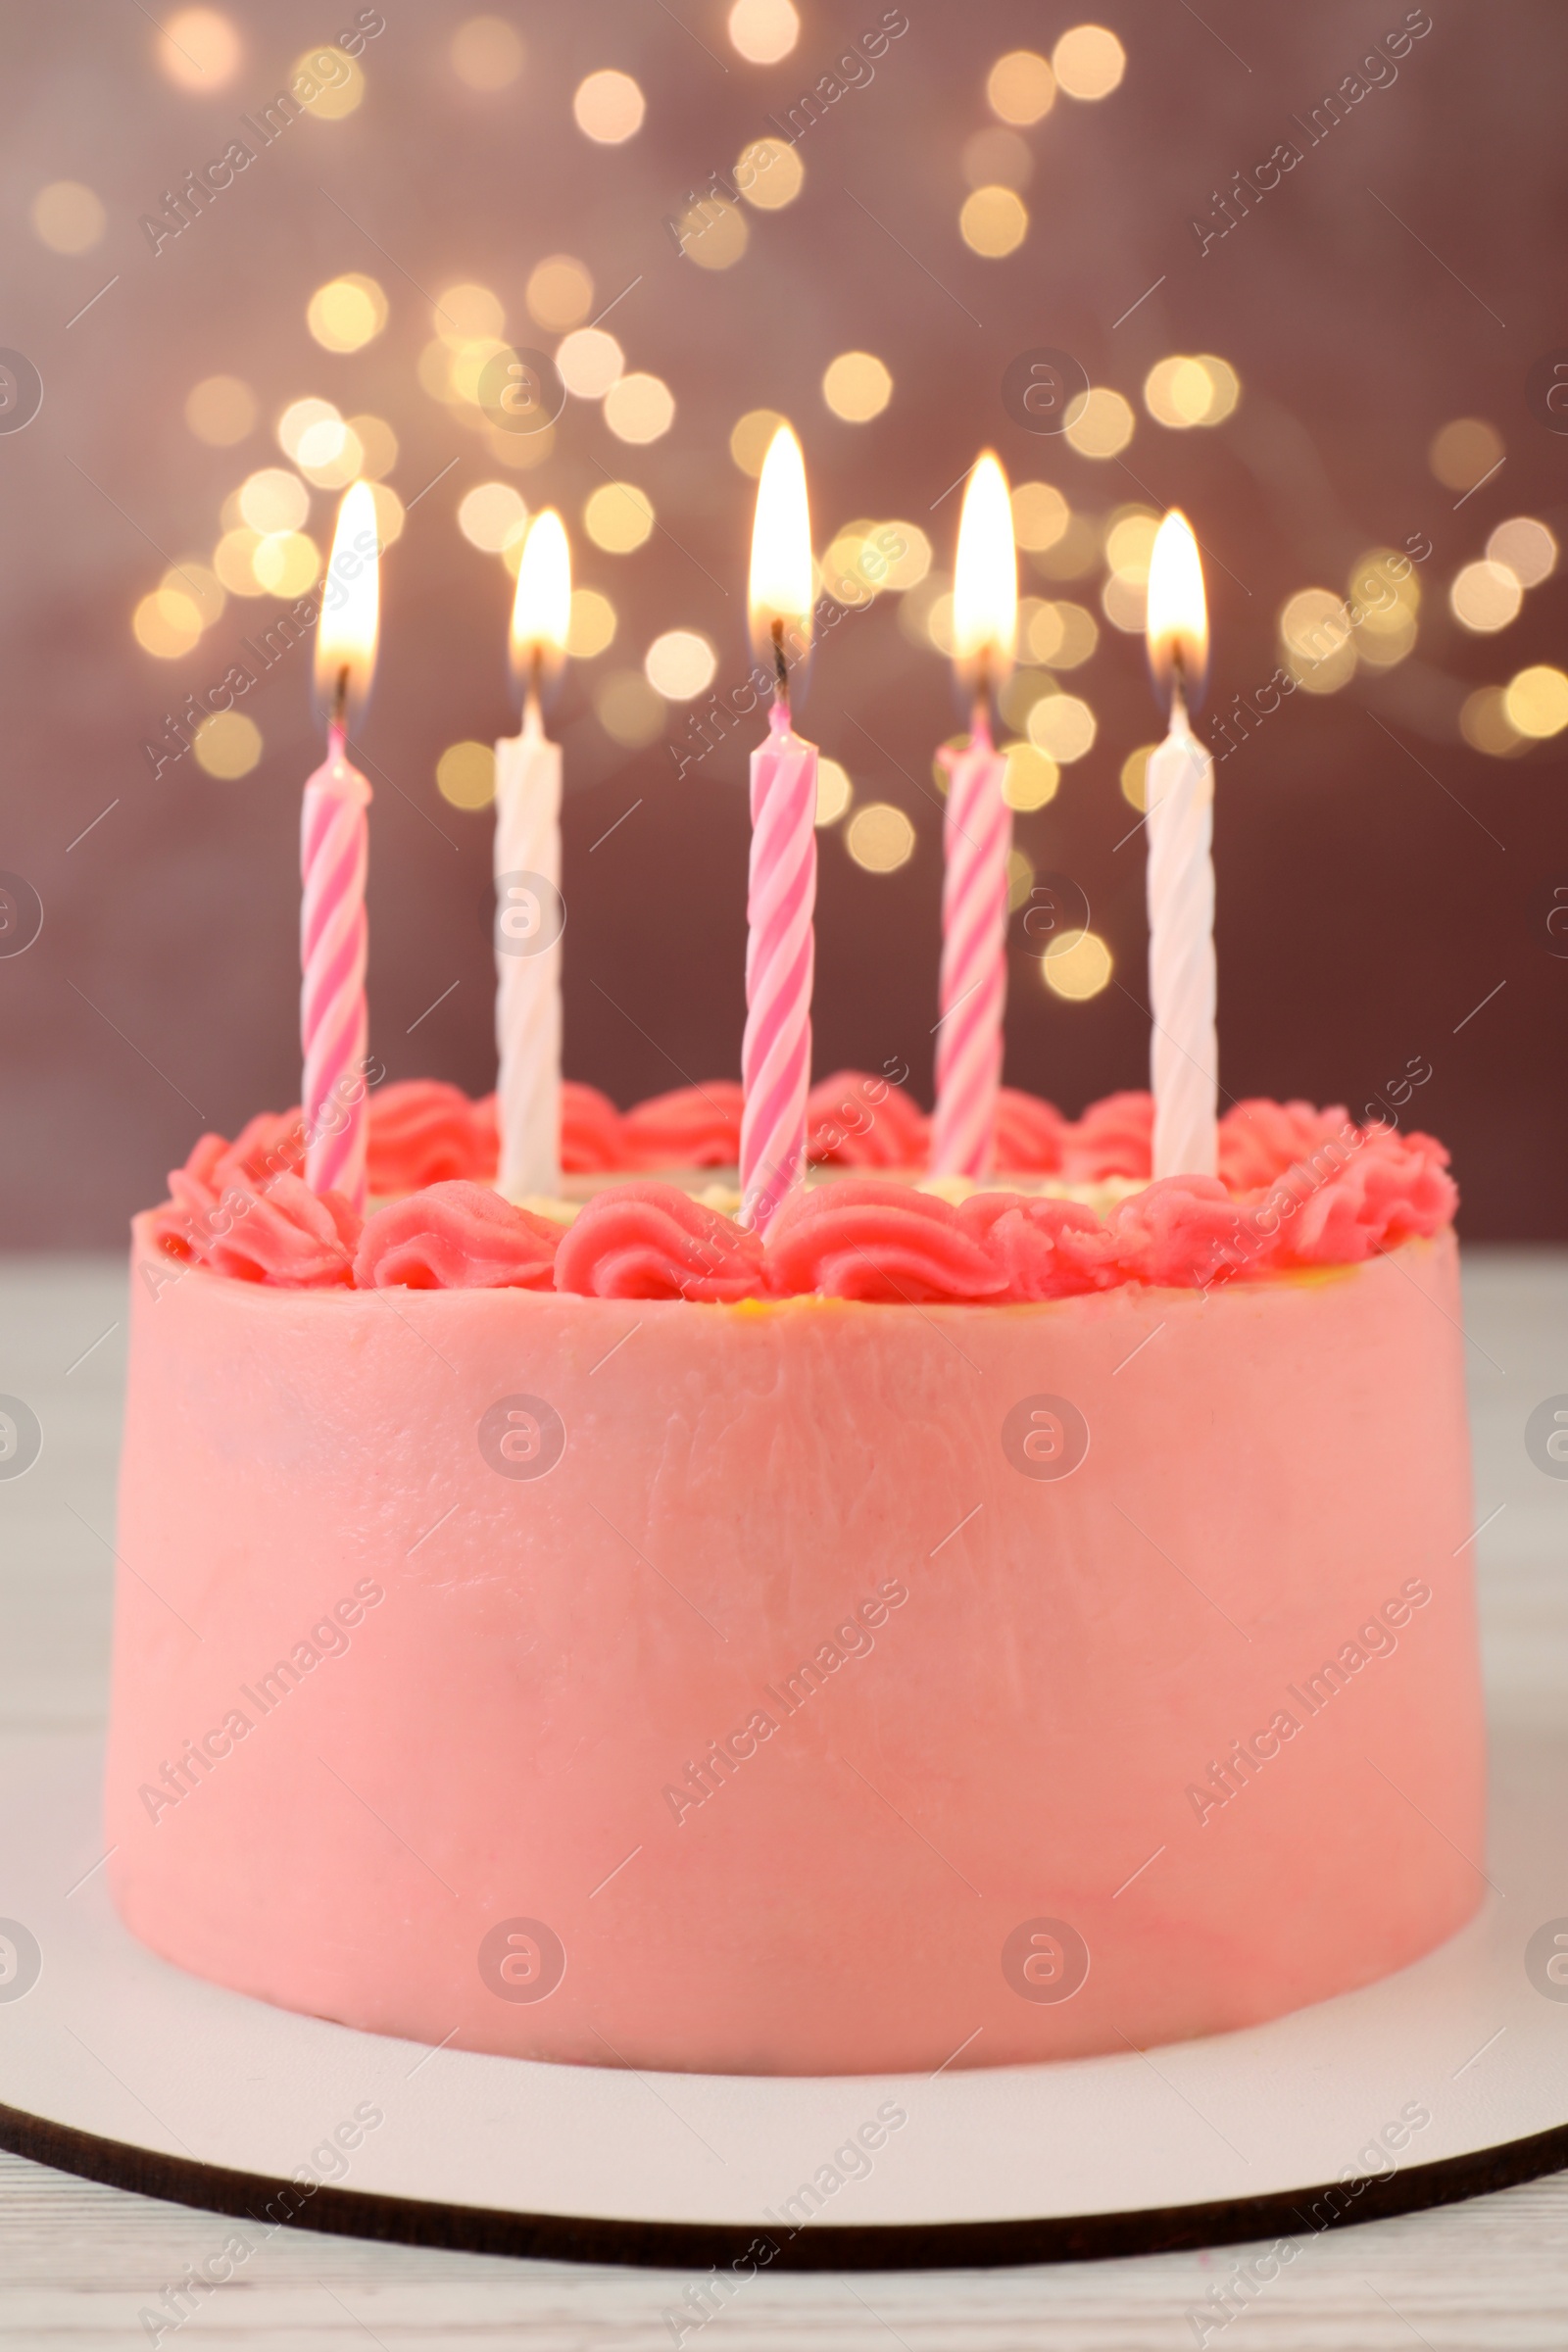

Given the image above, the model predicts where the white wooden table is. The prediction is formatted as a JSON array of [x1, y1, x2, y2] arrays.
[[2, 1249, 1565, 2349]]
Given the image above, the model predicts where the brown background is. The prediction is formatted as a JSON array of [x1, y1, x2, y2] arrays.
[[1, 0, 1564, 1245]]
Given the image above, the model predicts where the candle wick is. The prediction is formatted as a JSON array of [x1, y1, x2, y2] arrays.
[[1169, 645, 1190, 731], [330, 662, 350, 739], [771, 615, 790, 717]]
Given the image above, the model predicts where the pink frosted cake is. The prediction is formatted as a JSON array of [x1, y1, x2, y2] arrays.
[[104, 1073, 1487, 2076]]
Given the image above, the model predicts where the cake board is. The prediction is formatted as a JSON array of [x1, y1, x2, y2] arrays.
[[1, 1718, 1565, 2272]]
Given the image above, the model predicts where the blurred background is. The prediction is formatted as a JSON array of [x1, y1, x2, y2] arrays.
[[1, 0, 1565, 1244]]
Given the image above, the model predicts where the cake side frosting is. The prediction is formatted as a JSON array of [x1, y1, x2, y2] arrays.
[[144, 1080, 1457, 1301], [104, 1219, 1487, 2076]]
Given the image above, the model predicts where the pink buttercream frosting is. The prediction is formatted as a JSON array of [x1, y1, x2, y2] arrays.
[[620, 1082, 745, 1169], [805, 1070, 928, 1167], [147, 1089, 1457, 1298], [994, 1086, 1070, 1173], [767, 1179, 1006, 1303], [366, 1080, 490, 1195], [150, 1152, 361, 1288], [354, 1182, 561, 1291], [555, 1182, 765, 1301], [1060, 1089, 1155, 1180], [561, 1081, 626, 1173]]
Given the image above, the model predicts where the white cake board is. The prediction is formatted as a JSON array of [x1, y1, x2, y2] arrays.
[[1, 1724, 1565, 2271]]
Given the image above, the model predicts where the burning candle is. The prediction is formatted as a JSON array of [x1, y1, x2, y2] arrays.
[[930, 452, 1018, 1180], [303, 479, 379, 1210], [740, 425, 818, 1231], [1144, 509, 1217, 1180], [494, 510, 571, 1200]]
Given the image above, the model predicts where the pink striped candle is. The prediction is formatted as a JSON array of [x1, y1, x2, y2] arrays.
[[301, 733, 371, 1206], [740, 425, 818, 1231], [305, 480, 380, 1210], [740, 700, 818, 1228], [929, 711, 1010, 1177], [929, 453, 1018, 1180]]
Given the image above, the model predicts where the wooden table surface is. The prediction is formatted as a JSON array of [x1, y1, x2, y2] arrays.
[[2, 1248, 1565, 2349]]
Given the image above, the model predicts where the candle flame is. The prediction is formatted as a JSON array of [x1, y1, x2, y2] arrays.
[[748, 424, 814, 669], [952, 451, 1017, 691], [1147, 508, 1209, 707], [509, 509, 571, 693], [314, 479, 380, 727]]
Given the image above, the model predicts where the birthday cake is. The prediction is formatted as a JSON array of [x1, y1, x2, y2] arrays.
[[102, 1070, 1487, 2076]]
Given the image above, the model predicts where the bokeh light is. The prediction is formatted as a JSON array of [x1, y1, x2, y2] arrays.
[[186, 375, 256, 446], [458, 480, 529, 555], [557, 326, 623, 398], [437, 741, 497, 810], [1102, 573, 1147, 633], [584, 481, 655, 554], [1281, 588, 1356, 693], [1002, 742, 1059, 810], [822, 351, 893, 422], [132, 587, 203, 660], [847, 804, 915, 873], [676, 194, 749, 270], [29, 181, 105, 254], [961, 127, 1033, 190], [730, 408, 785, 475], [239, 468, 309, 535], [736, 136, 804, 209], [277, 397, 341, 464], [1104, 512, 1158, 574], [436, 282, 505, 344], [960, 185, 1028, 257], [193, 710, 262, 778], [1428, 416, 1502, 493], [1487, 516, 1557, 588], [879, 523, 931, 591], [573, 69, 645, 142], [526, 256, 593, 331], [1449, 560, 1522, 634], [1043, 929, 1112, 999], [1458, 687, 1525, 759], [728, 0, 800, 65], [157, 8, 242, 88], [1025, 599, 1098, 668], [567, 589, 617, 659], [596, 669, 665, 748], [307, 274, 387, 354], [351, 415, 397, 480], [815, 759, 854, 826], [645, 630, 716, 700], [213, 530, 267, 597], [987, 49, 1055, 124], [1348, 548, 1419, 666], [368, 482, 404, 548], [166, 562, 224, 629], [252, 531, 319, 596], [1503, 665, 1568, 739], [1052, 24, 1126, 99], [451, 16, 523, 89], [291, 46, 365, 120], [1027, 694, 1096, 761], [1011, 481, 1069, 553], [1064, 386, 1134, 458], [296, 416, 365, 490], [1031, 514, 1099, 578], [1143, 354, 1240, 430], [605, 372, 675, 444], [1120, 746, 1154, 810], [1006, 849, 1035, 914]]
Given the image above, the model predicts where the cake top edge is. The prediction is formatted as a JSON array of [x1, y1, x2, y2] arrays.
[[143, 1080, 1456, 1306]]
